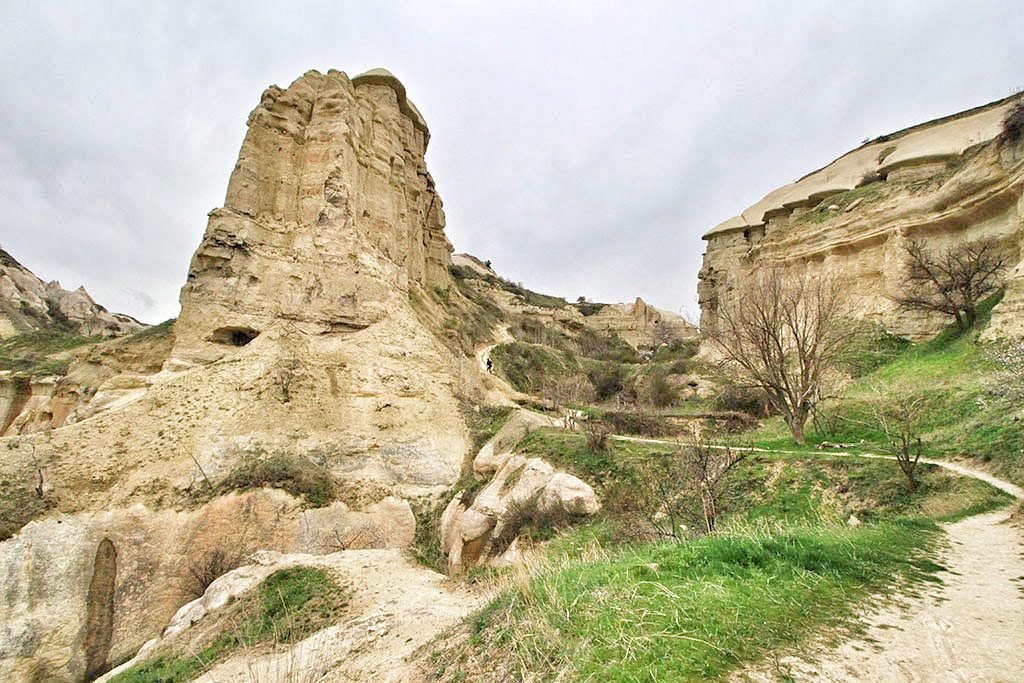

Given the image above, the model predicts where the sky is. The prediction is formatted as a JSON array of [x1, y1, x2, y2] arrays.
[[1, 1, 1022, 324]]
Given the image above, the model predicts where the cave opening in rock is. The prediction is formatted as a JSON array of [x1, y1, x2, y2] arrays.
[[209, 326, 259, 346]]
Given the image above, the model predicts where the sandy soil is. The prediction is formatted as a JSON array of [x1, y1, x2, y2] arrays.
[[190, 550, 489, 683]]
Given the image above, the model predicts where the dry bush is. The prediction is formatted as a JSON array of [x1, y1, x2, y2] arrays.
[[1001, 98, 1024, 145], [896, 237, 1008, 330], [584, 421, 611, 452], [185, 548, 246, 599]]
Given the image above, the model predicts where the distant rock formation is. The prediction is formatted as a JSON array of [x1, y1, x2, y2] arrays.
[[0, 247, 143, 338], [451, 253, 696, 350], [582, 297, 695, 349], [698, 95, 1024, 341]]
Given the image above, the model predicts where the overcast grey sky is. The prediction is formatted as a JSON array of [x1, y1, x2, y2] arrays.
[[2, 1, 1021, 324]]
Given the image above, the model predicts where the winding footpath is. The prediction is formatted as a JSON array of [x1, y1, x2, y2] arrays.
[[615, 435, 1024, 682]]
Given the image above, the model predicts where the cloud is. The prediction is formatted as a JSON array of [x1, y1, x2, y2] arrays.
[[2, 1, 1021, 324]]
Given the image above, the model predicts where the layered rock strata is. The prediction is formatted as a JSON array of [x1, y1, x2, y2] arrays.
[[0, 68, 469, 682], [699, 96, 1024, 340]]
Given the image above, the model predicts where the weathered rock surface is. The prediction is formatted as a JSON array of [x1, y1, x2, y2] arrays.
[[699, 95, 1024, 340], [99, 549, 485, 683], [0, 489, 413, 683], [0, 247, 143, 339], [452, 253, 695, 351], [441, 410, 600, 574], [0, 68, 471, 682], [582, 297, 695, 349]]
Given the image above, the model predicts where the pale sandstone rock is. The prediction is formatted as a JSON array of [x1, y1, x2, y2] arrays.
[[98, 549, 485, 683], [0, 247, 144, 339], [442, 411, 600, 574], [0, 67, 476, 681], [699, 95, 1024, 341], [0, 489, 414, 682]]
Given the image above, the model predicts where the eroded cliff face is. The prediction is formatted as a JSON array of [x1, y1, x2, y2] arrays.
[[0, 68, 471, 683], [173, 68, 451, 365], [698, 96, 1024, 341]]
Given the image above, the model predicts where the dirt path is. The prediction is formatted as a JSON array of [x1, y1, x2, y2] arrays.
[[475, 325, 531, 405], [613, 436, 1024, 682], [749, 508, 1024, 682]]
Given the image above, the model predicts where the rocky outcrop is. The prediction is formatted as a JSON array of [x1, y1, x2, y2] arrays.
[[98, 548, 485, 683], [0, 68, 471, 681], [441, 410, 600, 574], [452, 253, 696, 351], [0, 247, 143, 338], [581, 297, 695, 349], [172, 68, 451, 365], [0, 489, 414, 682], [699, 96, 1024, 341]]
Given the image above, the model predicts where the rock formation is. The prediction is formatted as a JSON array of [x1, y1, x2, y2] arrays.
[[0, 247, 143, 338], [440, 410, 600, 574], [0, 68, 472, 682], [172, 68, 452, 365], [582, 297, 695, 350], [451, 253, 696, 351], [698, 95, 1024, 341]]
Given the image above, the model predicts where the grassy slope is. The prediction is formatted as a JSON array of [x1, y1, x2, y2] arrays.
[[110, 566, 349, 683], [743, 306, 1024, 486], [426, 432, 1010, 682], [0, 329, 101, 376]]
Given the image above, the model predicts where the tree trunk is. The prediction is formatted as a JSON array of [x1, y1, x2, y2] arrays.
[[789, 410, 808, 445]]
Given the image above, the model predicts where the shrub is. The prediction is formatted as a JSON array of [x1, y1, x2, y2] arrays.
[[713, 384, 772, 416], [577, 329, 640, 363], [648, 372, 679, 407], [219, 454, 335, 507], [491, 342, 571, 394], [1001, 99, 1024, 145], [184, 549, 245, 599], [587, 364, 627, 400], [584, 422, 611, 452], [600, 411, 668, 437]]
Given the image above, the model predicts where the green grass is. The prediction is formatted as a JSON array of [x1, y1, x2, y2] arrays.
[[793, 181, 887, 226], [427, 399, 1012, 681], [111, 566, 348, 683], [739, 300, 1024, 486], [216, 454, 335, 507], [0, 329, 101, 376], [433, 520, 941, 682], [490, 341, 576, 394], [518, 429, 1010, 528]]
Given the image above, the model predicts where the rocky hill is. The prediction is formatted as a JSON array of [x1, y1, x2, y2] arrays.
[[698, 95, 1024, 340], [0, 68, 693, 682], [0, 247, 143, 338]]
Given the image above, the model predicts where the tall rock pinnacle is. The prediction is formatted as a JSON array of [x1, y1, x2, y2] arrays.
[[174, 68, 452, 364]]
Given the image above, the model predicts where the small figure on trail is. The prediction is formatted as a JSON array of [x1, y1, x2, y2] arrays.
[[486, 358, 493, 374]]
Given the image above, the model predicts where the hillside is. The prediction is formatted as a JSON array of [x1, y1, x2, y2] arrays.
[[699, 95, 1024, 341], [0, 68, 694, 683], [2, 69, 1023, 683]]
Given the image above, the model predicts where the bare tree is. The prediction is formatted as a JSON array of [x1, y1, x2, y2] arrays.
[[707, 268, 855, 444], [633, 431, 745, 540], [867, 390, 927, 492], [896, 237, 1008, 331], [682, 439, 746, 533]]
